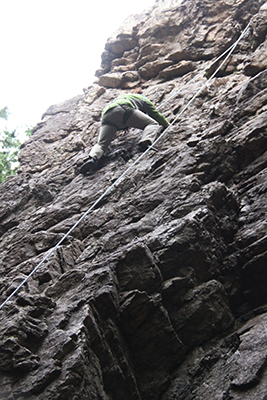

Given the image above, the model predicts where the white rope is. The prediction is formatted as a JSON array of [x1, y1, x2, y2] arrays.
[[0, 20, 251, 312]]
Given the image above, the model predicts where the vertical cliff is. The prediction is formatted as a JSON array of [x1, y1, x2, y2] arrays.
[[1, 0, 267, 399]]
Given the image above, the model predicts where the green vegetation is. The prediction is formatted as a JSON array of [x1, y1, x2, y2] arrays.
[[0, 128, 20, 183], [0, 107, 31, 183], [0, 106, 9, 120]]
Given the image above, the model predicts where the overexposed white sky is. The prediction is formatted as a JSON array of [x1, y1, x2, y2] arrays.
[[0, 0, 156, 137]]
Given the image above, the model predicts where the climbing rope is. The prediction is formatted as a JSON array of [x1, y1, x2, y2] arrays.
[[0, 20, 251, 311]]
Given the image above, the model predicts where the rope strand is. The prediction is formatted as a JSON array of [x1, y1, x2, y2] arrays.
[[158, 20, 251, 110]]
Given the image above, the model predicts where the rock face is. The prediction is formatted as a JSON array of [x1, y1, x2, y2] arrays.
[[1, 0, 267, 399]]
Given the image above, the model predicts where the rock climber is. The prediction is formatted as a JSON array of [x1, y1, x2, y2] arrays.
[[80, 91, 169, 175]]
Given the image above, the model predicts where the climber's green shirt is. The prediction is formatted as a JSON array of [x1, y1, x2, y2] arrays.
[[101, 93, 169, 128]]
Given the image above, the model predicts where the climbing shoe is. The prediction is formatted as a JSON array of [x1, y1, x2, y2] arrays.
[[80, 157, 97, 175], [138, 140, 152, 152]]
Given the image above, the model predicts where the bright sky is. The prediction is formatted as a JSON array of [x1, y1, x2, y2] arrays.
[[0, 0, 156, 138]]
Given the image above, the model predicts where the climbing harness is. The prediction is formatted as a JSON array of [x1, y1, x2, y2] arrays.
[[0, 20, 251, 312]]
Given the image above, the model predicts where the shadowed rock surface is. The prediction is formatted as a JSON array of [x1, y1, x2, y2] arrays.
[[1, 0, 267, 399]]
